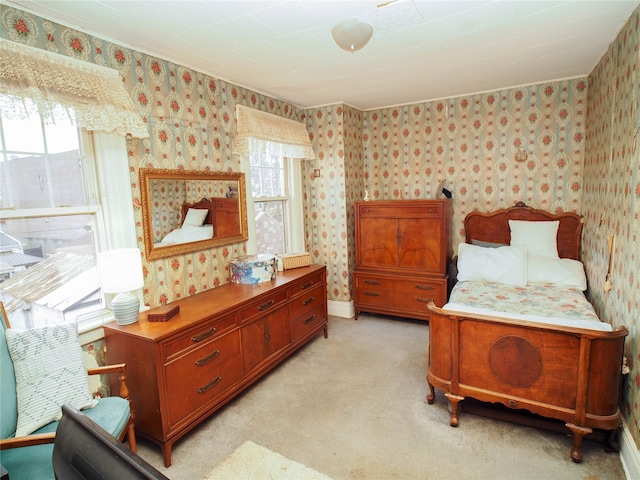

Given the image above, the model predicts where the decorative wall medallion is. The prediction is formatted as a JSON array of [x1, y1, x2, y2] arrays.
[[489, 335, 542, 388]]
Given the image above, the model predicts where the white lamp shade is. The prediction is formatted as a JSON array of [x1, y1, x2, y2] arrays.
[[331, 19, 373, 52], [97, 248, 144, 294]]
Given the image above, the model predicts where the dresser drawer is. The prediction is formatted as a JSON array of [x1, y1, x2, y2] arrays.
[[162, 313, 237, 361], [289, 284, 325, 319], [290, 302, 326, 342], [288, 271, 324, 298], [239, 290, 288, 324], [165, 331, 242, 427]]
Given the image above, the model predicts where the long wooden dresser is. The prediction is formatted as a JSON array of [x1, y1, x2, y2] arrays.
[[103, 265, 327, 467], [354, 200, 451, 321]]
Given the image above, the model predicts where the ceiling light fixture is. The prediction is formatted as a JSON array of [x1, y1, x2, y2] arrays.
[[331, 19, 373, 53]]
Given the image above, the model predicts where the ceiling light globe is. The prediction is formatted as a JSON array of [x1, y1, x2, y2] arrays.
[[331, 19, 373, 53]]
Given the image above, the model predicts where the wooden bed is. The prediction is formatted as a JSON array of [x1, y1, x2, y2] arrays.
[[180, 198, 215, 226], [426, 202, 628, 462]]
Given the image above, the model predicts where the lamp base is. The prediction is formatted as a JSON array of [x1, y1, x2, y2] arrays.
[[111, 291, 140, 326]]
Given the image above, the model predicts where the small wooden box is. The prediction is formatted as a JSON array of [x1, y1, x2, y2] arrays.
[[147, 304, 180, 322]]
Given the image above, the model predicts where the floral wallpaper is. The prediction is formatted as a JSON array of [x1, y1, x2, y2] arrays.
[[304, 104, 364, 302], [2, 2, 638, 451], [0, 4, 306, 307], [583, 7, 640, 450], [361, 81, 587, 251]]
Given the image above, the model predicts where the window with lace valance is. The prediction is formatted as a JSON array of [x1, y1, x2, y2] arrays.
[[0, 38, 147, 138]]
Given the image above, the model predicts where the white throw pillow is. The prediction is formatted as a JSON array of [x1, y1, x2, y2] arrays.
[[183, 208, 208, 227], [509, 220, 559, 259], [457, 242, 528, 286], [527, 255, 587, 290], [5, 323, 98, 436]]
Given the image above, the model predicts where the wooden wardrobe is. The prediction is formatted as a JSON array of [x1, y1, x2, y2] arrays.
[[353, 199, 452, 321]]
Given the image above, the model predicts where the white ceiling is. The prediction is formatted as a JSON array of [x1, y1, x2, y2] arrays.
[[6, 0, 640, 110]]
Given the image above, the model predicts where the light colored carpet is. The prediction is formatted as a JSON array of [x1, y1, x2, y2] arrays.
[[136, 315, 627, 480], [204, 440, 333, 480]]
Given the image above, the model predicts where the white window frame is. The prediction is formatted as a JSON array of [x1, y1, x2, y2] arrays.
[[244, 156, 304, 255], [0, 124, 137, 338]]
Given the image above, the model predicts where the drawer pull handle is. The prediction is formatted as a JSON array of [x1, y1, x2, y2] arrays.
[[363, 279, 380, 285], [303, 314, 316, 325], [257, 300, 275, 311], [364, 291, 381, 296], [198, 376, 222, 394], [195, 349, 220, 366], [192, 327, 217, 343], [415, 296, 433, 303], [415, 285, 435, 291], [508, 400, 518, 408], [302, 296, 315, 306], [301, 281, 314, 290]]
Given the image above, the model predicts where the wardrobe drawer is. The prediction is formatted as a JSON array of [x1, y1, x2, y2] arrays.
[[356, 274, 446, 297], [357, 204, 441, 218], [162, 313, 237, 361], [355, 289, 437, 310]]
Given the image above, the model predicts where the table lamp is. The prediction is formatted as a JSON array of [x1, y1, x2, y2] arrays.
[[97, 248, 144, 325]]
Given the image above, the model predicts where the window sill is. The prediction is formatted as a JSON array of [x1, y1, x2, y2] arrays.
[[77, 306, 149, 346]]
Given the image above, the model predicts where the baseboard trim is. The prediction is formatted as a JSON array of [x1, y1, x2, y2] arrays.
[[621, 418, 640, 480], [328, 300, 353, 319]]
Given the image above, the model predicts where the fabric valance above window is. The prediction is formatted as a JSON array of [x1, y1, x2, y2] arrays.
[[0, 38, 148, 139], [233, 104, 315, 159]]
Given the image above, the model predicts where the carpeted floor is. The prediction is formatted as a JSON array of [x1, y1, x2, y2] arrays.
[[136, 314, 627, 480]]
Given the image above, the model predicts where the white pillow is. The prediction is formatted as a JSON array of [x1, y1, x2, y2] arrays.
[[457, 243, 528, 286], [509, 220, 559, 259], [5, 323, 98, 436], [527, 255, 587, 290], [183, 208, 208, 227]]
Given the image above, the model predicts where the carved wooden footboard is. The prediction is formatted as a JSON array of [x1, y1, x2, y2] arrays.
[[426, 302, 628, 462]]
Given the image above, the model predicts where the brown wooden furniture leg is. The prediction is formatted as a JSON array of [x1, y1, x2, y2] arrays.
[[566, 423, 592, 463], [126, 422, 137, 453], [162, 443, 172, 468], [445, 394, 464, 427], [426, 383, 435, 404]]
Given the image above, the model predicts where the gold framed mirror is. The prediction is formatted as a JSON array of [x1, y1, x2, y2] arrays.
[[140, 168, 248, 260]]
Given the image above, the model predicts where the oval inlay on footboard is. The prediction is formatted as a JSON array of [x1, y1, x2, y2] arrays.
[[489, 336, 542, 388]]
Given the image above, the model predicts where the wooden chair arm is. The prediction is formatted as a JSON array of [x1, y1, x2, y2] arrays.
[[87, 363, 130, 400], [0, 432, 55, 450], [87, 363, 126, 376]]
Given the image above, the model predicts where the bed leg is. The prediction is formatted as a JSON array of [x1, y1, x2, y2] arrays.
[[605, 425, 622, 453], [566, 423, 591, 463], [445, 394, 464, 427], [426, 383, 436, 404]]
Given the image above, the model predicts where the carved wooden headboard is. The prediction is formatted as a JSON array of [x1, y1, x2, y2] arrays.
[[181, 198, 215, 226], [463, 202, 584, 260]]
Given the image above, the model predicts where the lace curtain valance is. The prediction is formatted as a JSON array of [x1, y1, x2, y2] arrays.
[[0, 38, 148, 138], [233, 104, 315, 159]]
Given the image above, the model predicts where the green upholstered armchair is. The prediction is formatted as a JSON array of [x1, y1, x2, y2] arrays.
[[0, 302, 136, 479]]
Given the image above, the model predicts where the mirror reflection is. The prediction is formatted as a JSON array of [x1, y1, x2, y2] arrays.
[[140, 168, 248, 260]]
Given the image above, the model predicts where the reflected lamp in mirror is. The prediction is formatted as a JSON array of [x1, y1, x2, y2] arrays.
[[97, 248, 144, 326]]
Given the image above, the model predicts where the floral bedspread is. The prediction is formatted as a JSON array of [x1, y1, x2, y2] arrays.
[[447, 281, 605, 328]]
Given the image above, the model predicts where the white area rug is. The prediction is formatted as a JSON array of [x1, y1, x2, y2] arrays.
[[204, 441, 332, 480]]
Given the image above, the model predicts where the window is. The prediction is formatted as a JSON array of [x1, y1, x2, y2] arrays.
[[0, 100, 135, 331], [249, 152, 304, 255]]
